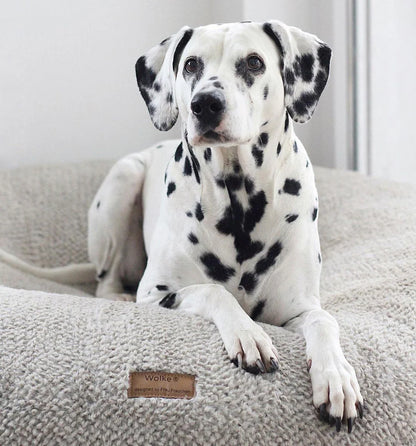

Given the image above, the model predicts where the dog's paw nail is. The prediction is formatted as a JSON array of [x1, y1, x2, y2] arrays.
[[270, 357, 279, 371], [256, 359, 266, 373], [237, 352, 243, 368], [318, 403, 327, 421], [328, 415, 336, 426], [347, 417, 354, 434], [335, 417, 342, 432], [357, 401, 364, 419]]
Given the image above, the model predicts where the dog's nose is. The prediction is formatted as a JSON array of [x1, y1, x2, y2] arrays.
[[191, 92, 225, 122]]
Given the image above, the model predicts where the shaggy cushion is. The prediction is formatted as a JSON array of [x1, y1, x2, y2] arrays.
[[0, 159, 415, 445]]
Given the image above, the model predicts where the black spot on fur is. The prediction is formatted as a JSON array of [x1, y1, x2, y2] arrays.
[[97, 270, 107, 279], [209, 76, 218, 80], [284, 112, 289, 132], [216, 207, 233, 235], [306, 160, 309, 168], [314, 70, 327, 97], [239, 272, 257, 293], [216, 177, 226, 188], [200, 253, 235, 282], [188, 232, 199, 244], [166, 92, 173, 103], [317, 44, 331, 73], [233, 162, 241, 173], [96, 201, 100, 209], [255, 241, 282, 275], [299, 54, 314, 82], [156, 284, 168, 291], [186, 211, 193, 217], [251, 300, 265, 320], [285, 214, 298, 223], [204, 147, 212, 162], [285, 68, 295, 85], [318, 252, 322, 263], [312, 207, 318, 221], [225, 174, 243, 191], [244, 191, 267, 232], [252, 145, 263, 167], [188, 147, 201, 184], [183, 156, 192, 176], [277, 143, 281, 156], [135, 56, 156, 91], [294, 92, 318, 117], [213, 81, 224, 89], [258, 133, 269, 146], [156, 144, 164, 149], [244, 177, 254, 194], [216, 189, 266, 264], [167, 182, 176, 196], [173, 29, 194, 72], [153, 82, 161, 92], [174, 143, 183, 161], [195, 202, 204, 221], [283, 179, 301, 196], [293, 141, 298, 153], [164, 172, 167, 184], [159, 293, 177, 308], [140, 88, 151, 107], [263, 85, 269, 100]]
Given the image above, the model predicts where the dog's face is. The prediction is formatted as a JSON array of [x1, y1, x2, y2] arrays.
[[136, 21, 331, 146], [175, 24, 285, 147]]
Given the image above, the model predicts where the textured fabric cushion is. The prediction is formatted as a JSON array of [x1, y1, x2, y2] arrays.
[[0, 160, 415, 445]]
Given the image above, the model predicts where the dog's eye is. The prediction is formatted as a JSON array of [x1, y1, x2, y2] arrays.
[[247, 55, 264, 71], [185, 58, 198, 74]]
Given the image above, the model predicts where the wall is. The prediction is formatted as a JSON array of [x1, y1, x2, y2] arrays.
[[1, 1, 343, 170], [368, 0, 416, 184]]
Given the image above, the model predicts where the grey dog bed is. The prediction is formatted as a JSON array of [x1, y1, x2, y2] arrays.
[[0, 159, 415, 445]]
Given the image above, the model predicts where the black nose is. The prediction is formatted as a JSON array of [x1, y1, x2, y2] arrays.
[[191, 92, 225, 123]]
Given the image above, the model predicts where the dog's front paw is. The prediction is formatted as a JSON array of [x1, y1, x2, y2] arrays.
[[221, 319, 279, 374], [309, 353, 364, 433]]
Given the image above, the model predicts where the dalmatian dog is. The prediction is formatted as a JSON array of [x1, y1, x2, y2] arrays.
[[0, 18, 364, 433]]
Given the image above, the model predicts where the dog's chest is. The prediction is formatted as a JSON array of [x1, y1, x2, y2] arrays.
[[166, 147, 291, 298]]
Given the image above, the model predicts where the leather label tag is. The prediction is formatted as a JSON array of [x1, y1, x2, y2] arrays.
[[127, 371, 196, 399]]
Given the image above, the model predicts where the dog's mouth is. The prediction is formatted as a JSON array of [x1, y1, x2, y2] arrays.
[[191, 129, 232, 146], [203, 130, 222, 142]]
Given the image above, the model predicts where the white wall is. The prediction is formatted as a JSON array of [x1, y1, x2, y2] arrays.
[[368, 0, 416, 185], [0, 1, 345, 170]]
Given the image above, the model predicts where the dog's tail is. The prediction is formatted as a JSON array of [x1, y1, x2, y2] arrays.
[[0, 248, 96, 285]]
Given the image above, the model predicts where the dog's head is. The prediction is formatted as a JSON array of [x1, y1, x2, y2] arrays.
[[135, 21, 331, 147]]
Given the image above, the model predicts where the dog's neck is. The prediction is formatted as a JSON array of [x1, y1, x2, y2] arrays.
[[181, 111, 295, 185]]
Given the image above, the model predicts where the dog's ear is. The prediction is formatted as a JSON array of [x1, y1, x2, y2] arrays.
[[135, 27, 193, 131], [263, 20, 331, 123]]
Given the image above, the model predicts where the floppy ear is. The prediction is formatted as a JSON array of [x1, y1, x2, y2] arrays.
[[263, 20, 331, 123], [135, 26, 193, 131]]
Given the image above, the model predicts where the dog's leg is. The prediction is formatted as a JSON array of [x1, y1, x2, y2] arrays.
[[284, 308, 364, 432], [138, 284, 279, 374], [88, 153, 147, 300]]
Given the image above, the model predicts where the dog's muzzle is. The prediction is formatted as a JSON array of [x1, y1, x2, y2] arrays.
[[190, 91, 225, 139]]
